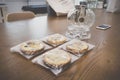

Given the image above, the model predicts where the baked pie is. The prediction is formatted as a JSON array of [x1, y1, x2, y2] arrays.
[[66, 41, 89, 54], [43, 49, 71, 69], [20, 40, 45, 55], [47, 34, 67, 46]]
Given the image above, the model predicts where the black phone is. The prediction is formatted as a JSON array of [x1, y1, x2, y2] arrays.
[[96, 24, 111, 30]]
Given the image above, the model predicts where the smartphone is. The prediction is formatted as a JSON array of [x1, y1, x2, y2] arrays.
[[96, 24, 111, 30]]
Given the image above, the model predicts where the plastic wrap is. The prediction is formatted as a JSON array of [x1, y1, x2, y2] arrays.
[[42, 33, 69, 47], [10, 40, 52, 59], [32, 48, 79, 75], [58, 39, 95, 57]]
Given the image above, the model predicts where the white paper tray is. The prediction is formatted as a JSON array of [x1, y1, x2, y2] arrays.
[[32, 48, 79, 75], [10, 40, 52, 59], [42, 33, 69, 47], [58, 39, 95, 57]]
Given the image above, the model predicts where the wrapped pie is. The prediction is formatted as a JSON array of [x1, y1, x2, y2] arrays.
[[20, 40, 45, 55], [43, 49, 71, 69], [66, 40, 89, 54], [46, 34, 67, 46]]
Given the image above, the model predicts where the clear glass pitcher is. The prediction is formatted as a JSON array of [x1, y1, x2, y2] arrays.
[[66, 1, 95, 40]]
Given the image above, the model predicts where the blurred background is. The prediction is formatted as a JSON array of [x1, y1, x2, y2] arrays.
[[0, 0, 120, 23]]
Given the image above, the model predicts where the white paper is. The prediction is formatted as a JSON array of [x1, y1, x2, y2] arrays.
[[10, 40, 52, 59], [32, 48, 79, 75], [47, 0, 75, 16], [42, 33, 70, 47], [58, 39, 95, 57]]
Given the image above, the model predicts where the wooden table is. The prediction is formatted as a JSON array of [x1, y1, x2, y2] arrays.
[[0, 10, 120, 80]]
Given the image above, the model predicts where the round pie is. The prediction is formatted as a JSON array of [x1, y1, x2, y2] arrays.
[[20, 40, 45, 55], [66, 41, 89, 54], [47, 34, 67, 45], [43, 49, 71, 69]]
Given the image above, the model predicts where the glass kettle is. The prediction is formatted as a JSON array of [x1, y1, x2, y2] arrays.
[[66, 1, 95, 40]]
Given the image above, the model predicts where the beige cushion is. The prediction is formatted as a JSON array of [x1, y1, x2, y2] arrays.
[[6, 11, 35, 22]]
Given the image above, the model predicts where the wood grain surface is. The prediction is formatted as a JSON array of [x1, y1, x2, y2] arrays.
[[0, 9, 120, 80]]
